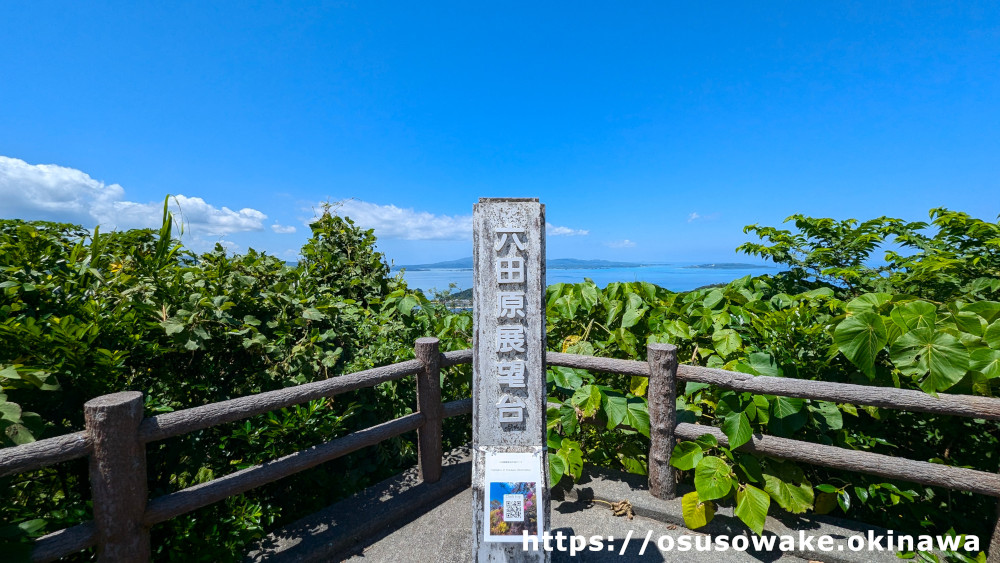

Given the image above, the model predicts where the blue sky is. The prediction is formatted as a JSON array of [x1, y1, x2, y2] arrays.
[[1, 2, 997, 265]]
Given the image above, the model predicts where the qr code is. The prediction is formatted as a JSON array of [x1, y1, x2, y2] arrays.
[[503, 494, 524, 522]]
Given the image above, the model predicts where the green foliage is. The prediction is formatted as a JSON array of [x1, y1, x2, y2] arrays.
[[4, 204, 997, 562], [680, 491, 714, 529], [542, 208, 998, 562], [734, 484, 770, 535], [0, 201, 472, 560]]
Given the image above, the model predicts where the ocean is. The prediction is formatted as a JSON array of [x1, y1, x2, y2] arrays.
[[397, 264, 776, 294]]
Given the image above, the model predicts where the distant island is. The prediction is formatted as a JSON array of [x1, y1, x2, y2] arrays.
[[394, 257, 648, 271], [393, 257, 474, 270], [682, 263, 772, 269]]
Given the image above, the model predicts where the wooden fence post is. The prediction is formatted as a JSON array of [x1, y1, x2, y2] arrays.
[[84, 391, 150, 562], [647, 343, 678, 500], [989, 495, 1000, 563], [415, 337, 443, 483]]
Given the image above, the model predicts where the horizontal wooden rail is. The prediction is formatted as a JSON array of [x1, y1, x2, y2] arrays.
[[138, 359, 423, 443], [442, 398, 472, 418], [547, 352, 649, 377], [548, 351, 1000, 421], [441, 349, 473, 368], [6, 356, 452, 479], [31, 522, 96, 563], [675, 423, 1000, 498], [143, 412, 425, 526], [676, 364, 1000, 421], [16, 345, 1000, 561], [0, 431, 89, 478]]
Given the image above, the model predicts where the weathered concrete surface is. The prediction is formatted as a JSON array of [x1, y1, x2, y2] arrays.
[[347, 487, 802, 563], [244, 446, 473, 562], [248, 446, 906, 563], [553, 467, 901, 563]]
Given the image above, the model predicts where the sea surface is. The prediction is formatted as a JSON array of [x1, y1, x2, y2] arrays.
[[397, 264, 776, 294]]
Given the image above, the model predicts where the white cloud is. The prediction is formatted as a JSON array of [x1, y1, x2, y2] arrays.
[[312, 200, 589, 242], [317, 200, 472, 240], [271, 223, 297, 234], [687, 211, 718, 222], [606, 239, 636, 248], [546, 222, 589, 236], [0, 156, 267, 236]]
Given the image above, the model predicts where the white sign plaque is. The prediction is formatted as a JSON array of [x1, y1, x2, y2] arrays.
[[483, 451, 545, 543]]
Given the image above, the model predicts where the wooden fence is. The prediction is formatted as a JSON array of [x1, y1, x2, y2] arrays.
[[4, 339, 1000, 561], [549, 343, 1000, 561]]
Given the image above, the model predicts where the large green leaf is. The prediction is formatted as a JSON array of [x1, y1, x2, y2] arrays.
[[553, 294, 579, 321], [890, 328, 970, 393], [546, 406, 561, 431], [763, 474, 813, 514], [558, 404, 579, 435], [714, 392, 742, 418], [722, 412, 752, 449], [396, 295, 418, 315], [624, 397, 650, 436], [579, 283, 600, 311], [808, 401, 843, 432], [3, 421, 35, 445], [565, 339, 596, 356], [629, 376, 648, 397], [612, 328, 638, 356], [549, 367, 585, 389], [663, 319, 693, 340], [302, 308, 326, 321], [602, 392, 627, 429], [751, 395, 770, 423], [954, 311, 986, 336], [556, 439, 584, 481], [960, 301, 1000, 323], [985, 319, 1000, 348], [747, 352, 783, 377], [773, 396, 804, 418], [605, 299, 623, 327], [571, 385, 602, 417], [694, 433, 718, 450], [971, 348, 1000, 380], [734, 484, 770, 535], [694, 456, 733, 501], [736, 453, 763, 483], [671, 441, 704, 470], [0, 365, 20, 383], [833, 312, 888, 378], [160, 319, 185, 336], [621, 294, 648, 328], [681, 491, 715, 529], [601, 392, 649, 435], [703, 289, 725, 309], [712, 329, 742, 358], [0, 400, 22, 423], [846, 293, 893, 315], [549, 454, 566, 488], [889, 301, 937, 332]]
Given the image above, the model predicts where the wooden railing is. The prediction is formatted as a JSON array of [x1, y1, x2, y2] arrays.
[[549, 343, 1000, 560], [1, 338, 472, 563], [5, 340, 1000, 561]]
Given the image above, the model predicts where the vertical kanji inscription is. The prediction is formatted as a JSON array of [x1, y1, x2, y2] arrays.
[[471, 198, 549, 562]]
